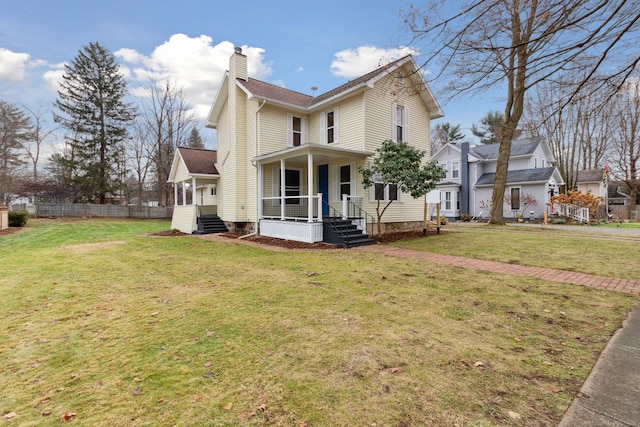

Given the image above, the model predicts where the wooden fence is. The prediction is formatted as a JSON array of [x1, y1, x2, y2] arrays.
[[34, 203, 173, 219]]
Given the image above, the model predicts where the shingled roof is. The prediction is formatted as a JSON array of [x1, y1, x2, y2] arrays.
[[576, 168, 604, 183], [469, 136, 543, 160], [475, 167, 557, 186], [177, 147, 219, 175], [236, 55, 432, 111]]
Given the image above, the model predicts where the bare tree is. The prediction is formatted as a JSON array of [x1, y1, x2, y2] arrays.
[[523, 78, 612, 190], [136, 79, 196, 206], [404, 0, 640, 224], [22, 106, 57, 180], [609, 76, 640, 217]]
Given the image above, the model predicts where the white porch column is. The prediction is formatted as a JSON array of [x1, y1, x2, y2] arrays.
[[182, 182, 187, 206], [191, 177, 196, 205], [174, 183, 178, 206], [280, 159, 286, 220], [307, 152, 314, 222], [257, 163, 264, 219]]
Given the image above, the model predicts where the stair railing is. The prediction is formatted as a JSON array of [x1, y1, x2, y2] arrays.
[[344, 196, 376, 237], [322, 201, 358, 247]]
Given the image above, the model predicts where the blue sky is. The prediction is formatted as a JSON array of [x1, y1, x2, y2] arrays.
[[0, 0, 503, 149]]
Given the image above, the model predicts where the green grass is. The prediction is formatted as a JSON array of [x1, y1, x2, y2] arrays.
[[393, 223, 640, 280], [0, 219, 637, 426]]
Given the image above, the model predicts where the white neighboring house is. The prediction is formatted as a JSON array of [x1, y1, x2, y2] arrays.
[[432, 137, 565, 220]]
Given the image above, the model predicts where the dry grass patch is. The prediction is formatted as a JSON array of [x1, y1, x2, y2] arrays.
[[0, 219, 637, 426]]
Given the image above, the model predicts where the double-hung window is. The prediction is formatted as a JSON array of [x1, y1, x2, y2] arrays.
[[392, 104, 407, 142], [339, 165, 351, 197], [373, 172, 399, 202], [287, 113, 307, 147], [445, 191, 452, 210], [322, 108, 339, 144], [510, 187, 521, 211], [452, 161, 460, 179]]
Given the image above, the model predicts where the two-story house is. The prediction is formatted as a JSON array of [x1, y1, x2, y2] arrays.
[[432, 137, 564, 220], [168, 48, 443, 245]]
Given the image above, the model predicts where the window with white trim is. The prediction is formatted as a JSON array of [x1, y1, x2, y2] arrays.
[[339, 164, 351, 198], [456, 190, 461, 210], [541, 159, 545, 167], [445, 191, 452, 210], [373, 172, 399, 201], [322, 108, 339, 144], [392, 104, 407, 142], [439, 162, 448, 179], [510, 187, 521, 210], [287, 114, 307, 147], [452, 161, 460, 179], [534, 157, 538, 168]]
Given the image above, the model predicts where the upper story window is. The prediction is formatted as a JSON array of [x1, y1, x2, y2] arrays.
[[322, 108, 339, 144], [392, 104, 407, 142], [439, 162, 448, 179], [541, 159, 545, 167], [292, 117, 302, 146], [287, 113, 307, 147], [534, 157, 538, 168], [452, 161, 460, 179]]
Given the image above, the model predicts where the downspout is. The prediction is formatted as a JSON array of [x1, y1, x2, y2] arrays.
[[239, 99, 267, 239]]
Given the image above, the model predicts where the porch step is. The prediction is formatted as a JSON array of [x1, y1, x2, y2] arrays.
[[193, 214, 228, 235], [323, 217, 376, 248]]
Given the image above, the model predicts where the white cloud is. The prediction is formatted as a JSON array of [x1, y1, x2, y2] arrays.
[[0, 48, 31, 81], [114, 34, 273, 119], [330, 45, 419, 79], [42, 63, 66, 92]]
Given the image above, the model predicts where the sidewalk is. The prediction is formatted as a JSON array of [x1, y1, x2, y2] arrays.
[[355, 244, 640, 427]]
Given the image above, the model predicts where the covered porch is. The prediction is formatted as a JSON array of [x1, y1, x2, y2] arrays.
[[253, 143, 375, 244]]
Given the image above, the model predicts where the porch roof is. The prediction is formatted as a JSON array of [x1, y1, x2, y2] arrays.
[[252, 143, 373, 165]]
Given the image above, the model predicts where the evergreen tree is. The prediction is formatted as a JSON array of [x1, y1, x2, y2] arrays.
[[431, 122, 465, 153], [0, 100, 33, 205], [54, 42, 136, 204], [187, 127, 204, 149], [471, 111, 504, 144]]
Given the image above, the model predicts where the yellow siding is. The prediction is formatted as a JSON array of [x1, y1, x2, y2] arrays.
[[358, 68, 435, 223], [333, 94, 364, 151], [216, 98, 231, 220], [258, 105, 288, 155], [173, 156, 190, 182], [245, 100, 259, 223], [232, 84, 248, 222]]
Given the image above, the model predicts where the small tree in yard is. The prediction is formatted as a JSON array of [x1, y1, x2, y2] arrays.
[[361, 140, 445, 235]]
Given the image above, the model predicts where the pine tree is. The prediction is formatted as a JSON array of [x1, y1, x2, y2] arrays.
[[187, 127, 204, 149], [0, 100, 33, 205], [54, 42, 136, 204]]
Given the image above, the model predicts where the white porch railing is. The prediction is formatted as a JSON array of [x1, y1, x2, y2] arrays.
[[261, 194, 323, 222], [553, 203, 590, 223]]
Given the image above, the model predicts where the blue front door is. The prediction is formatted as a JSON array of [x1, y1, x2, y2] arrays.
[[318, 164, 329, 216]]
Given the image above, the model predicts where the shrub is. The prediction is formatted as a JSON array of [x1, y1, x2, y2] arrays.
[[9, 211, 29, 227], [460, 213, 472, 222]]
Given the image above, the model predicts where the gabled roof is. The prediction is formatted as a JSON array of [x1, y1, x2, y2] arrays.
[[208, 54, 443, 127], [577, 168, 604, 183], [475, 167, 559, 186], [469, 136, 543, 160], [177, 147, 219, 175]]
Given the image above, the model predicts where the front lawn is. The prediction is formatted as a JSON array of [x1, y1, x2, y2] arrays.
[[392, 223, 640, 280], [0, 219, 637, 426]]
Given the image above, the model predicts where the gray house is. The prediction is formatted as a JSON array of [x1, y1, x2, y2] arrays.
[[432, 137, 565, 220]]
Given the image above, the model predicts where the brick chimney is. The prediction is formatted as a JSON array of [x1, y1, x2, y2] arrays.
[[229, 46, 247, 81]]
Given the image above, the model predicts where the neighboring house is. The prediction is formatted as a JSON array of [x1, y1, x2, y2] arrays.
[[432, 137, 564, 220], [575, 169, 635, 219], [168, 48, 443, 245], [575, 168, 607, 199]]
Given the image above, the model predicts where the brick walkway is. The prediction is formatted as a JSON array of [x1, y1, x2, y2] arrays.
[[357, 244, 640, 295]]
